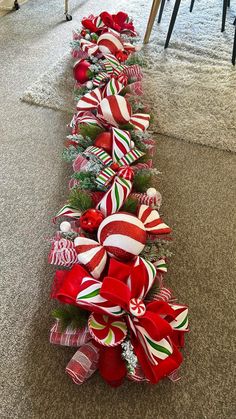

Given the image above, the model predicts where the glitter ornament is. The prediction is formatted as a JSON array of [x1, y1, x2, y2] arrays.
[[79, 209, 104, 232], [94, 132, 112, 153], [97, 212, 147, 260], [73, 60, 92, 84]]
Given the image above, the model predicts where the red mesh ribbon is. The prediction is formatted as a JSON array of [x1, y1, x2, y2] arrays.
[[66, 341, 100, 385]]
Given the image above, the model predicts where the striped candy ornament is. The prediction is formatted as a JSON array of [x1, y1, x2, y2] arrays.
[[138, 205, 172, 235], [127, 256, 156, 300], [88, 313, 127, 346], [97, 212, 147, 260], [70, 111, 104, 129], [48, 238, 77, 267], [96, 174, 132, 216], [97, 94, 150, 131], [97, 32, 124, 55], [80, 39, 99, 56], [112, 127, 132, 162], [102, 77, 124, 97], [129, 298, 146, 317], [77, 87, 102, 111], [74, 237, 107, 279], [97, 94, 132, 127], [130, 192, 162, 209], [76, 276, 124, 316]]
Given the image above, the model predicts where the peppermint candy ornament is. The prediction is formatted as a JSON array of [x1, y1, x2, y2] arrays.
[[97, 212, 147, 260], [97, 32, 124, 55], [97, 95, 132, 127], [88, 313, 127, 346]]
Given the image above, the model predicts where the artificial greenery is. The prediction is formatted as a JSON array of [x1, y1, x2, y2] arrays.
[[52, 305, 89, 331], [79, 124, 104, 141], [126, 53, 145, 67], [133, 169, 152, 192], [72, 171, 99, 191], [145, 283, 159, 301], [121, 196, 139, 213], [140, 239, 173, 263], [62, 145, 80, 163], [68, 188, 93, 211]]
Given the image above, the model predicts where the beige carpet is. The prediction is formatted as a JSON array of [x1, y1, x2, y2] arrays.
[[22, 0, 236, 152], [1, 0, 236, 418]]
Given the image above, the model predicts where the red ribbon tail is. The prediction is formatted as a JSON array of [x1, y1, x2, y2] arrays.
[[98, 346, 127, 387]]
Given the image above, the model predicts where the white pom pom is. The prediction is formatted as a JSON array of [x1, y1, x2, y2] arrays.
[[146, 187, 157, 197], [130, 141, 135, 149], [85, 34, 91, 40], [135, 44, 142, 52], [60, 221, 72, 233], [86, 81, 93, 89]]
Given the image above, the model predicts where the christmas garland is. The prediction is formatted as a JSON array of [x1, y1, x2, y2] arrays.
[[48, 11, 189, 387]]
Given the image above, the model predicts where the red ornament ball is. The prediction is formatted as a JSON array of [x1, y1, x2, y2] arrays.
[[97, 212, 146, 260], [79, 209, 104, 233], [94, 132, 113, 154], [73, 60, 92, 84]]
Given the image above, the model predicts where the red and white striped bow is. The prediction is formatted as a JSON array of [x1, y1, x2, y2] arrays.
[[93, 53, 142, 88], [77, 82, 150, 131], [80, 30, 137, 59], [74, 205, 171, 278], [85, 127, 144, 186]]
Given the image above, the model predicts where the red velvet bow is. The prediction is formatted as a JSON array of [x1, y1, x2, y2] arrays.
[[100, 12, 136, 35], [51, 258, 188, 385], [100, 260, 185, 383]]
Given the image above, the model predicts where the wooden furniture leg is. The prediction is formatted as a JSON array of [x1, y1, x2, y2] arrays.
[[164, 0, 181, 49], [144, 0, 161, 43]]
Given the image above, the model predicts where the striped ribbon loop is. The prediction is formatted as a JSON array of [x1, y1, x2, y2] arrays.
[[96, 170, 133, 216], [130, 113, 150, 131], [138, 205, 172, 235], [53, 204, 81, 223], [96, 166, 116, 186], [85, 146, 113, 166], [80, 39, 99, 56]]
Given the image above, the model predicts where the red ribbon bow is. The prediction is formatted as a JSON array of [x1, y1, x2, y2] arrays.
[[51, 257, 188, 385]]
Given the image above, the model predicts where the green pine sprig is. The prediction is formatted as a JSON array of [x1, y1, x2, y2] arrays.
[[68, 188, 93, 211], [52, 305, 89, 331], [133, 170, 152, 192], [121, 196, 139, 213]]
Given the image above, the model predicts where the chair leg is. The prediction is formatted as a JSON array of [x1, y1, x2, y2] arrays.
[[164, 0, 181, 49], [190, 0, 195, 13], [221, 0, 228, 32], [144, 0, 161, 43], [158, 0, 166, 24], [232, 20, 236, 65]]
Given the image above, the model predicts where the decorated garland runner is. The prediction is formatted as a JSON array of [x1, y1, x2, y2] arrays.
[[48, 11, 189, 387]]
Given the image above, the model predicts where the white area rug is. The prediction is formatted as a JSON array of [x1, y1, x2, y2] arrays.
[[22, 0, 236, 152]]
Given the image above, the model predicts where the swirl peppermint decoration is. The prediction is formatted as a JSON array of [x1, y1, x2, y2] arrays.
[[48, 11, 189, 388]]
